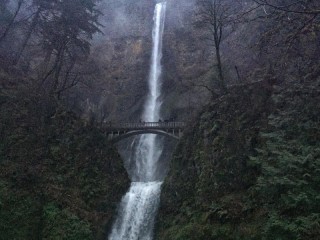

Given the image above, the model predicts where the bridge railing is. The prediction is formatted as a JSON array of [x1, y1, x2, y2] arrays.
[[105, 121, 186, 130]]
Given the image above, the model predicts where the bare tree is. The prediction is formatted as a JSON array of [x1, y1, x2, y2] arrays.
[[251, 0, 320, 81], [194, 0, 234, 93], [253, 0, 320, 15]]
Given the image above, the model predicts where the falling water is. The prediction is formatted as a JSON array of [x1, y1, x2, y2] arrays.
[[109, 2, 167, 240]]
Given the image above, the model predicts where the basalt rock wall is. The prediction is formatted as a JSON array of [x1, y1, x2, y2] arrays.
[[85, 0, 210, 123]]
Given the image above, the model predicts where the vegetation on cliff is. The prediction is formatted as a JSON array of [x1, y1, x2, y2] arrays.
[[1, 0, 319, 239], [156, 80, 320, 240], [0, 90, 129, 240], [0, 1, 133, 239]]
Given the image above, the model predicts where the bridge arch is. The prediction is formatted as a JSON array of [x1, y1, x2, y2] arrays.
[[109, 129, 180, 144], [104, 121, 186, 144]]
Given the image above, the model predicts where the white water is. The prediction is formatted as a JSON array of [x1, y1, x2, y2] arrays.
[[109, 2, 167, 240]]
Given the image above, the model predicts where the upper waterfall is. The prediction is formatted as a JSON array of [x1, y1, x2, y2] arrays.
[[143, 2, 167, 123]]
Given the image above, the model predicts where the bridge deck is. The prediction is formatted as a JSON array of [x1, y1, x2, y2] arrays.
[[105, 121, 186, 131]]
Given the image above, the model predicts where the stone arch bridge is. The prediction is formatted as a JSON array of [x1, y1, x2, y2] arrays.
[[104, 121, 186, 143]]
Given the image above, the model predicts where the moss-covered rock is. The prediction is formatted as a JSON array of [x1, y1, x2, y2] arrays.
[[156, 80, 320, 240]]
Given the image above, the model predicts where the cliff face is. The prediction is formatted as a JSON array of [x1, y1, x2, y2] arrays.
[[88, 0, 267, 123], [84, 0, 211, 122], [84, 0, 154, 122], [155, 79, 320, 239], [89, 35, 152, 122], [160, 0, 213, 120]]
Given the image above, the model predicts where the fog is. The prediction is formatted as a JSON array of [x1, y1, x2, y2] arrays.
[[94, 0, 197, 41]]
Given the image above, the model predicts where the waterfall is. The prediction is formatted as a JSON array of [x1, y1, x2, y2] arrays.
[[109, 2, 167, 240]]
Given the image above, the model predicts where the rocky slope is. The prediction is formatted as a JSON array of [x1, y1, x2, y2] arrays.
[[155, 79, 320, 239]]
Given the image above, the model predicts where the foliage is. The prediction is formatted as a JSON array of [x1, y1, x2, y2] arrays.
[[156, 81, 320, 240], [0, 185, 94, 240], [0, 2, 127, 238], [0, 181, 39, 240], [0, 92, 129, 240], [42, 203, 93, 240], [249, 84, 320, 239], [0, 0, 102, 98]]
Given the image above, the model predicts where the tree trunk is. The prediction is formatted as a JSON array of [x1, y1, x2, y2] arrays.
[[51, 46, 66, 95], [215, 44, 226, 91], [12, 8, 41, 65]]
